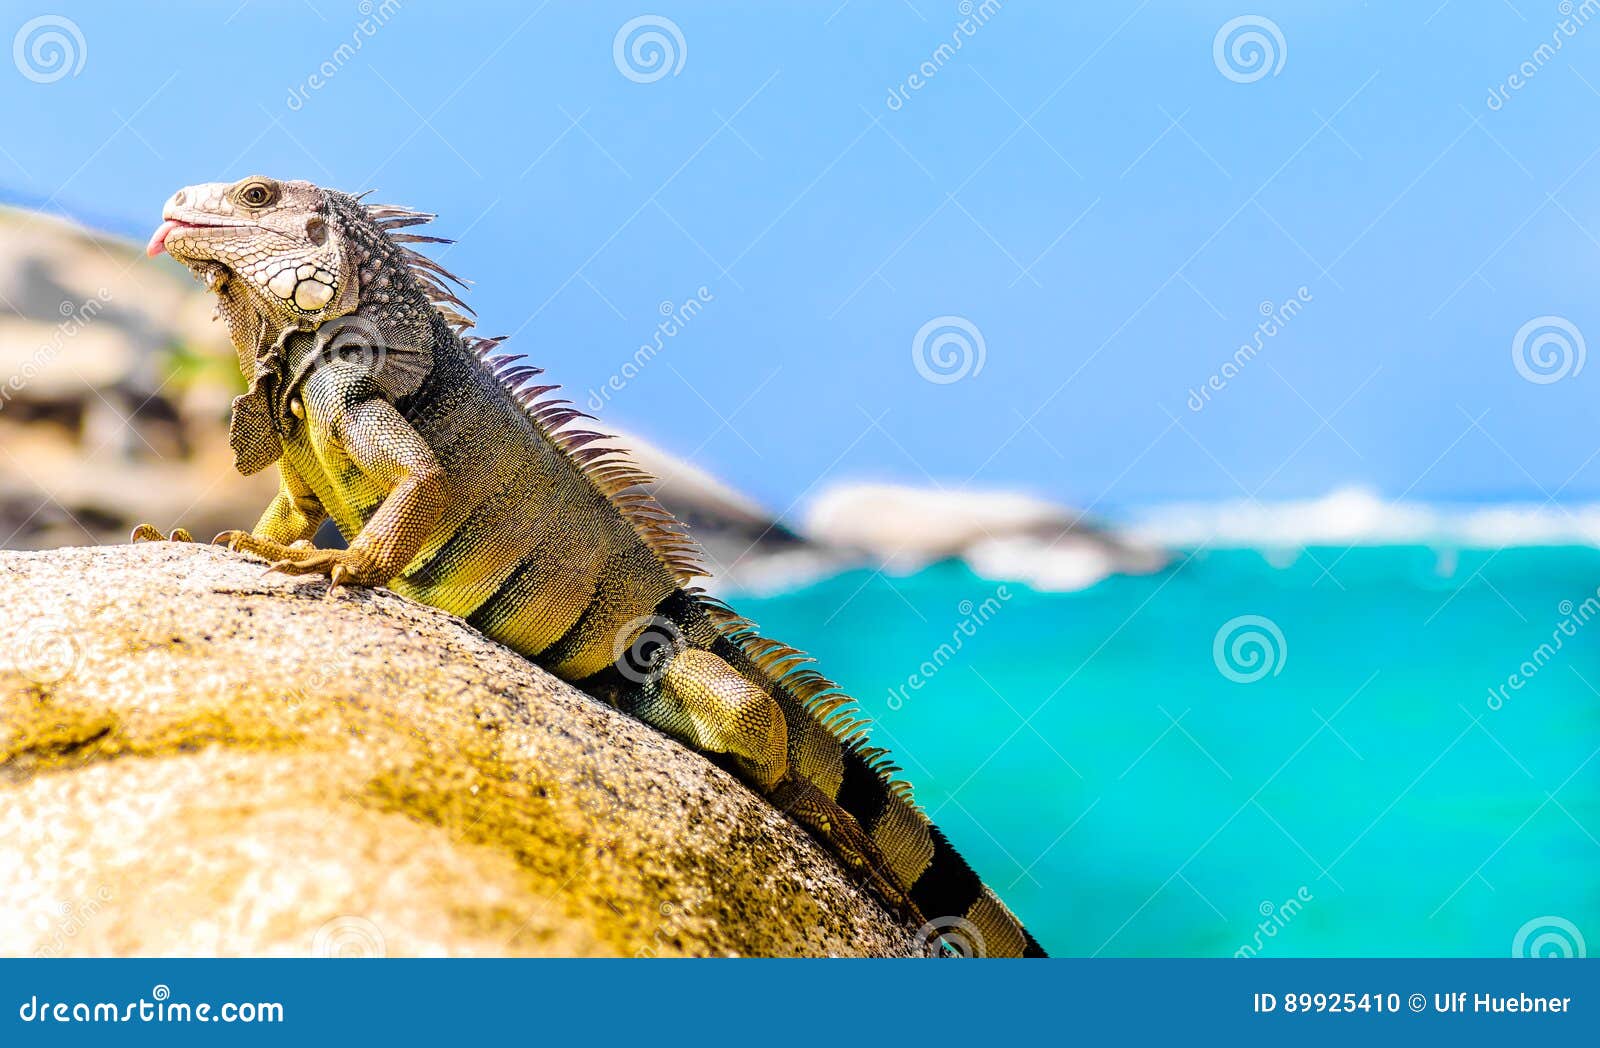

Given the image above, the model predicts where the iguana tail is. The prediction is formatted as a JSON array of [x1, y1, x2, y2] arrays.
[[592, 589, 1048, 958]]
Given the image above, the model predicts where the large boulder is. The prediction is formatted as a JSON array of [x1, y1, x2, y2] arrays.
[[0, 543, 919, 957]]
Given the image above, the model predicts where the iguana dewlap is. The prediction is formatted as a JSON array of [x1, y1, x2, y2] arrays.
[[139, 175, 1045, 958]]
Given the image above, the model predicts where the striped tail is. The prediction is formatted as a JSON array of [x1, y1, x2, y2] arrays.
[[692, 593, 1048, 958], [838, 746, 1047, 957]]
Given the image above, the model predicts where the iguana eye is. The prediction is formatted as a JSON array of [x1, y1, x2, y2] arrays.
[[235, 180, 277, 208]]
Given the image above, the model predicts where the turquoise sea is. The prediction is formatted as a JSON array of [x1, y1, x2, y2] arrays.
[[736, 546, 1600, 957]]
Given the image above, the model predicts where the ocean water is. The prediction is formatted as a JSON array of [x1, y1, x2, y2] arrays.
[[735, 546, 1600, 957]]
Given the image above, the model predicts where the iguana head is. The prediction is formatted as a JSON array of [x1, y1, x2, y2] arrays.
[[148, 176, 465, 420], [147, 175, 360, 329]]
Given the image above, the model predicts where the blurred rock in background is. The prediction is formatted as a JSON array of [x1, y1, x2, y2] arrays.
[[806, 483, 1169, 593], [0, 206, 273, 549]]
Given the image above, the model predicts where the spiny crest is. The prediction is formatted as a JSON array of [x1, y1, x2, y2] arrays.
[[351, 196, 706, 585], [360, 200, 476, 333], [349, 197, 920, 808], [466, 334, 707, 585], [697, 596, 921, 809]]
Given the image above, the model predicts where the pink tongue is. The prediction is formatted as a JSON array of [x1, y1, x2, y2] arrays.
[[145, 219, 182, 258]]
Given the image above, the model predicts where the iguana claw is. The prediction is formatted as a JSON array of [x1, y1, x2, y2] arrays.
[[214, 529, 381, 589], [131, 524, 194, 543], [213, 529, 249, 552]]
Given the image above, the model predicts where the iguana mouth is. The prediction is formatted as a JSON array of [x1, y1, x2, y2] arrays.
[[145, 218, 249, 258]]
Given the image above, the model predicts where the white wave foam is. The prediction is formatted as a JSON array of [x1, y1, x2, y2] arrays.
[[963, 535, 1121, 592], [1126, 486, 1600, 547]]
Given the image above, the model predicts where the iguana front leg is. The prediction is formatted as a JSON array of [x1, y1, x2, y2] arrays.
[[219, 394, 444, 589], [246, 462, 329, 548]]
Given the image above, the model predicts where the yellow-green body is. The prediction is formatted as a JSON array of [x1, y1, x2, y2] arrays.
[[264, 335, 677, 682]]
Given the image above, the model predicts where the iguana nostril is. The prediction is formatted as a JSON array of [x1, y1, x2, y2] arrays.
[[173, 189, 185, 206]]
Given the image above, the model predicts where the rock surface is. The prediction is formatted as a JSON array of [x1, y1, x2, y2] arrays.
[[0, 543, 919, 958]]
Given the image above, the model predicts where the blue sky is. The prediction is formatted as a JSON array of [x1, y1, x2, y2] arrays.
[[4, 1, 1600, 515]]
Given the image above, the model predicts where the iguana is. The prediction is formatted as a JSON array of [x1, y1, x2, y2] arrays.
[[137, 175, 1046, 958]]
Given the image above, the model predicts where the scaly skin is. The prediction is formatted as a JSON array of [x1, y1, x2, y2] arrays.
[[138, 175, 1046, 957]]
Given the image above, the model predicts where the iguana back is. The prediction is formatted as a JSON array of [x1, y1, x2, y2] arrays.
[[143, 176, 1045, 958]]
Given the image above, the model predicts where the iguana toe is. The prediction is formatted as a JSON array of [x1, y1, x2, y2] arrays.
[[131, 524, 194, 543], [213, 529, 248, 551], [266, 549, 382, 587], [215, 530, 382, 588]]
